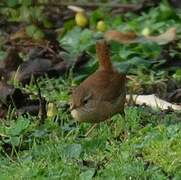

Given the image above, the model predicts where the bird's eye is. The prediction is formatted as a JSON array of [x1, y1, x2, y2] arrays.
[[83, 99, 88, 104]]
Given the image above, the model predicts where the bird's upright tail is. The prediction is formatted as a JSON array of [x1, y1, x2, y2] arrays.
[[96, 40, 113, 71]]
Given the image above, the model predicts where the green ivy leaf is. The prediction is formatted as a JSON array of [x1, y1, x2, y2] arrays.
[[33, 30, 44, 40], [19, 0, 32, 6], [26, 25, 44, 40], [63, 144, 82, 159], [7, 118, 30, 136], [6, 0, 19, 7], [19, 5, 31, 22], [116, 57, 152, 73], [60, 27, 95, 54], [10, 136, 20, 146], [26, 25, 37, 37], [79, 169, 95, 180], [173, 69, 181, 81]]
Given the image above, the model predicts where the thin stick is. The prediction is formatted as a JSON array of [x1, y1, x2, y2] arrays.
[[84, 123, 97, 137], [0, 1, 154, 12], [37, 1, 144, 10], [34, 78, 47, 125]]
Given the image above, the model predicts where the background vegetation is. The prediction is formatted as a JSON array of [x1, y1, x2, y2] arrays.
[[0, 0, 180, 179]]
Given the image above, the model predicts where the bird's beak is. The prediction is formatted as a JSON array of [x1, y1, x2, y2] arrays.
[[69, 103, 75, 111]]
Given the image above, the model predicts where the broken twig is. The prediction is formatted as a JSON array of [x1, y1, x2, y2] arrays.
[[34, 78, 47, 124]]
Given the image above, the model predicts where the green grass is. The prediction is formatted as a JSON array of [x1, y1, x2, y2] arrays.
[[0, 78, 180, 179], [0, 1, 181, 179]]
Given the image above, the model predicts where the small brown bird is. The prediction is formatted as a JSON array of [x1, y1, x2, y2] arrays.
[[70, 40, 126, 123]]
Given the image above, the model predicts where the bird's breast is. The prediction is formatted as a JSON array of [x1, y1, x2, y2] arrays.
[[70, 100, 113, 123]]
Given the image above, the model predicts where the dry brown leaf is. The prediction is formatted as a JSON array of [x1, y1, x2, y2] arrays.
[[104, 31, 137, 43], [144, 27, 176, 45], [0, 81, 26, 106], [0, 48, 22, 71], [104, 28, 176, 45], [9, 27, 27, 41]]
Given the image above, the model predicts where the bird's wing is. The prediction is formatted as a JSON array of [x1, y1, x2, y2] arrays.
[[82, 70, 126, 102]]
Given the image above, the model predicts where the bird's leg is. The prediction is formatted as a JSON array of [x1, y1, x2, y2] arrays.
[[113, 111, 126, 140], [84, 123, 97, 137], [121, 111, 125, 119]]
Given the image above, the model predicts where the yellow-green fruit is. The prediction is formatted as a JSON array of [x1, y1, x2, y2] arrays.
[[47, 103, 57, 118], [75, 12, 88, 27], [97, 20, 106, 32], [141, 27, 151, 36]]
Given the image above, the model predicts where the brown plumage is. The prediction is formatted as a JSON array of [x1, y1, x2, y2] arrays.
[[96, 40, 112, 70], [70, 40, 126, 123]]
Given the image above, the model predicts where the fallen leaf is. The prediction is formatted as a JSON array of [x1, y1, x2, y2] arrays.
[[14, 58, 53, 84], [0, 81, 41, 117], [126, 94, 181, 110], [13, 49, 89, 84], [0, 48, 22, 70], [17, 104, 39, 116], [0, 81, 25, 107], [0, 48, 22, 80], [51, 61, 70, 76], [105, 28, 176, 45], [9, 27, 27, 41], [170, 0, 181, 8], [167, 89, 181, 104], [144, 27, 176, 45], [68, 5, 85, 12], [104, 31, 137, 43]]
